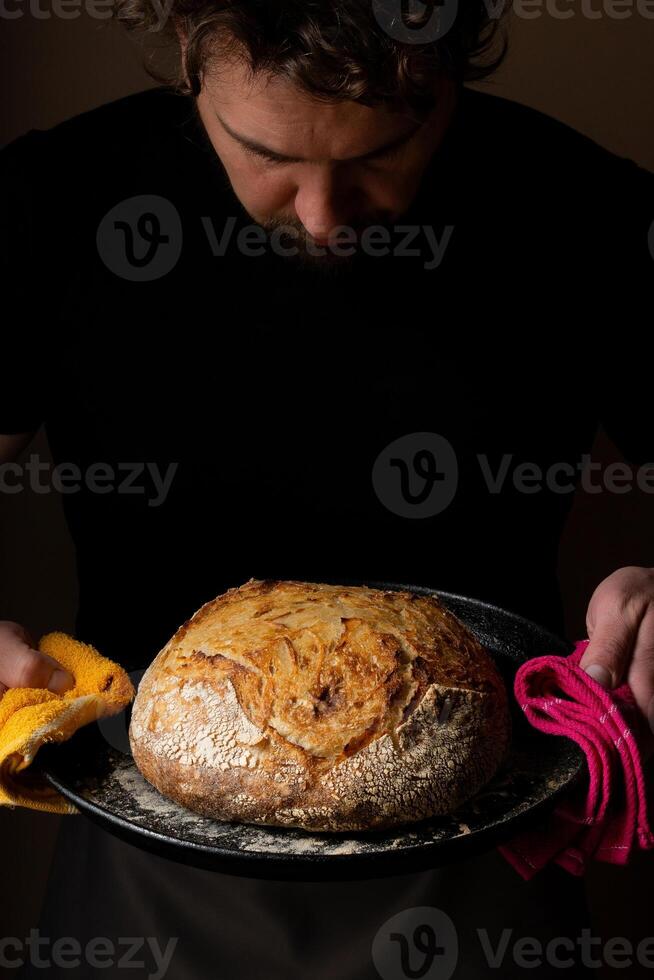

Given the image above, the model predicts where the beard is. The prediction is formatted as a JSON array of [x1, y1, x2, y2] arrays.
[[210, 155, 396, 278], [256, 213, 395, 278]]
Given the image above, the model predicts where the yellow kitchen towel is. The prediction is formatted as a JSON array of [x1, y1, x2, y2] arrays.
[[0, 632, 135, 813]]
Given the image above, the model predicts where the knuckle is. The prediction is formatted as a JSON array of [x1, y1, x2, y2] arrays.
[[620, 567, 654, 601], [607, 591, 642, 626]]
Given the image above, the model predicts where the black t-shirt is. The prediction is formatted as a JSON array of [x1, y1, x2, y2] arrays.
[[2, 86, 653, 979], [2, 85, 652, 665]]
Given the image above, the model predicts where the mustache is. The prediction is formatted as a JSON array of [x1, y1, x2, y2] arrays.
[[259, 214, 393, 242]]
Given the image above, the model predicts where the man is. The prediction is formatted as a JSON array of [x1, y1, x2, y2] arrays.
[[1, 1, 653, 977]]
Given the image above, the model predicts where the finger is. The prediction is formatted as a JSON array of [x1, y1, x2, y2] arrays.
[[0, 632, 74, 693], [625, 607, 654, 730], [580, 606, 639, 690]]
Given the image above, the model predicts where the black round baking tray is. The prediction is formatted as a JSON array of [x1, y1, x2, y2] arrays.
[[35, 585, 585, 881]]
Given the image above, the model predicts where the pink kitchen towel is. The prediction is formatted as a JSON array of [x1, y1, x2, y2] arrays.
[[498, 640, 654, 880]]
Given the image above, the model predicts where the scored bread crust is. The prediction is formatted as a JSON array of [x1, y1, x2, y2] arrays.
[[129, 580, 511, 832]]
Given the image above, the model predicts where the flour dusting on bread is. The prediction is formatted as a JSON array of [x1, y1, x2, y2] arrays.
[[129, 580, 511, 831]]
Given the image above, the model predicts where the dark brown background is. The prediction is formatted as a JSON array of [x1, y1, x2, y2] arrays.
[[1, 9, 653, 977]]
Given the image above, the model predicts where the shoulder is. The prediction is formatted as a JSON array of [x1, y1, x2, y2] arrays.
[[452, 87, 653, 271], [0, 86, 204, 268], [459, 87, 653, 193], [1, 87, 193, 178]]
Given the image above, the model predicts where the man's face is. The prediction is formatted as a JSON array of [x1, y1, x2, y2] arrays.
[[196, 56, 456, 263]]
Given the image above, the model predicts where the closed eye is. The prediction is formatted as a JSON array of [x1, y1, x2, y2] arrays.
[[243, 144, 298, 166], [366, 142, 404, 163], [237, 125, 418, 167], [246, 141, 404, 167]]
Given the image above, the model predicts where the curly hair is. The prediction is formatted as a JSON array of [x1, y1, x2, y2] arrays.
[[114, 0, 508, 112]]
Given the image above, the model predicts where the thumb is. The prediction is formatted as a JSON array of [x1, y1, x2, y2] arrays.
[[579, 611, 637, 690], [0, 624, 75, 694]]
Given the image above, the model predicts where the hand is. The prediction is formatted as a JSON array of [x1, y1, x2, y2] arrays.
[[0, 621, 74, 696], [580, 567, 654, 756]]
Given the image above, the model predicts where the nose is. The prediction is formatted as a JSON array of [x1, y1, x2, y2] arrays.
[[293, 167, 362, 243]]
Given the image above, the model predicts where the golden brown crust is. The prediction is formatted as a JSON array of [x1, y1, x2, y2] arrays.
[[129, 580, 511, 831]]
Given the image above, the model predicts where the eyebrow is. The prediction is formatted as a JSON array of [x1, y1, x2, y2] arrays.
[[215, 111, 422, 164]]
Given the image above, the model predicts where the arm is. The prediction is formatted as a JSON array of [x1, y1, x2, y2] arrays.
[[0, 429, 74, 693], [0, 134, 76, 696], [576, 159, 654, 749], [595, 159, 654, 468]]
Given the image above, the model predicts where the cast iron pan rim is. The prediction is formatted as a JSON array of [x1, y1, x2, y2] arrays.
[[39, 582, 584, 879], [366, 581, 574, 655]]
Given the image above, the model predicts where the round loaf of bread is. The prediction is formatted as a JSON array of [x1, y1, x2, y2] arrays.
[[129, 580, 511, 832]]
